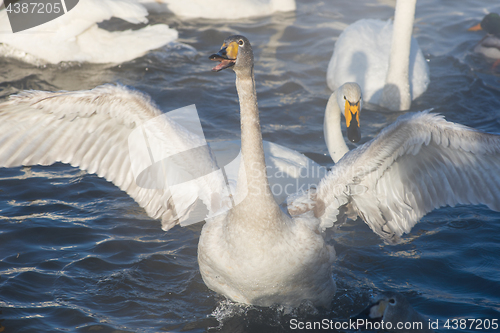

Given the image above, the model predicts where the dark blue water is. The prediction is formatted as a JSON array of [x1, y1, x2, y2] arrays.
[[1, 0, 500, 332]]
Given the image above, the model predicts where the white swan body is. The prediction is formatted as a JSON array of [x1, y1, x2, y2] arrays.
[[0, 0, 177, 64], [199, 35, 335, 307], [135, 0, 296, 19], [290, 111, 500, 243], [326, 0, 429, 110]]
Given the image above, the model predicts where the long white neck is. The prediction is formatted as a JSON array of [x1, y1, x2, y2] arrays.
[[324, 92, 349, 163], [233, 71, 280, 218], [380, 0, 416, 111]]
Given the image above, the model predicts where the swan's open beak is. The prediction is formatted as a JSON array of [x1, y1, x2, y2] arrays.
[[468, 23, 483, 31], [209, 41, 238, 72], [345, 100, 361, 143]]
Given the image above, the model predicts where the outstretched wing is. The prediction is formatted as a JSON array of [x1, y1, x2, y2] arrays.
[[0, 85, 229, 230], [316, 111, 500, 243]]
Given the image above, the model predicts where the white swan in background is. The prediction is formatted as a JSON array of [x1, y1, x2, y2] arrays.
[[323, 82, 362, 162], [353, 291, 434, 333], [2, 35, 500, 308], [135, 0, 296, 19], [0, 0, 177, 64], [326, 0, 429, 111]]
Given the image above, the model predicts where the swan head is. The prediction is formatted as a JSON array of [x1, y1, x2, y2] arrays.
[[209, 35, 254, 76], [469, 13, 500, 36], [336, 82, 362, 143]]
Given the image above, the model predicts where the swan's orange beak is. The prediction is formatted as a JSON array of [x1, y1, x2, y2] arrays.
[[345, 100, 361, 143], [468, 23, 483, 31], [209, 41, 239, 72]]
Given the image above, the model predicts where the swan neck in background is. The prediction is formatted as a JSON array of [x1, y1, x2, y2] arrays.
[[324, 92, 349, 163], [380, 0, 416, 111]]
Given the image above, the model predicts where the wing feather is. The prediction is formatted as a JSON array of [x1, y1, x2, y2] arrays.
[[317, 112, 500, 242], [0, 85, 227, 230]]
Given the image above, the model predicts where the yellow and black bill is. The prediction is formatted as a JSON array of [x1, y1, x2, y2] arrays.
[[344, 99, 361, 143], [209, 41, 239, 72]]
